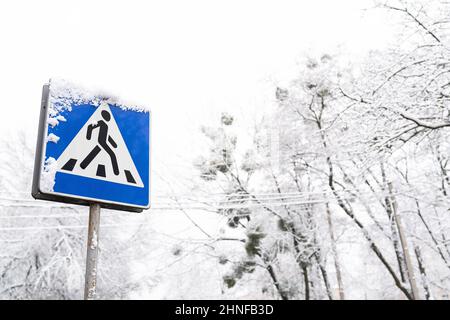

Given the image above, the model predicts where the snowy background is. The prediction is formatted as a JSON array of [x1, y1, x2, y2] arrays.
[[0, 0, 449, 300]]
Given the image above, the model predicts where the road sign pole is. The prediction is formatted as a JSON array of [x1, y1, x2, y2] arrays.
[[84, 203, 101, 300]]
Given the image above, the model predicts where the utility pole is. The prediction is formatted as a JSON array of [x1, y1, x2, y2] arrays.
[[326, 203, 345, 300], [84, 203, 101, 300], [388, 182, 420, 300]]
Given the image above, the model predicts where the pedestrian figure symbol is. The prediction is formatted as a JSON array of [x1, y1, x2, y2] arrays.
[[57, 103, 144, 187], [80, 110, 120, 176]]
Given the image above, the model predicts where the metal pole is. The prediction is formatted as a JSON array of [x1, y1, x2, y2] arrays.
[[84, 203, 101, 300], [388, 182, 420, 300], [325, 203, 345, 300]]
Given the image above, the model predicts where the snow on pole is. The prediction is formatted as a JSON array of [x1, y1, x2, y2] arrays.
[[84, 203, 101, 300]]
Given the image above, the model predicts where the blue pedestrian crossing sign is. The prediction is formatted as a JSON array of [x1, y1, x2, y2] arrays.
[[32, 81, 151, 212]]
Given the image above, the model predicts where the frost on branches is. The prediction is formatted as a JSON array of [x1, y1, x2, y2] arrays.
[[191, 0, 449, 300]]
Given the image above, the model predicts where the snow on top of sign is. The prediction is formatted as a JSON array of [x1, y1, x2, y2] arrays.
[[49, 78, 149, 112]]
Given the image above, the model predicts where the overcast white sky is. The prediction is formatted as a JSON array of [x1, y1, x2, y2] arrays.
[[0, 0, 395, 193]]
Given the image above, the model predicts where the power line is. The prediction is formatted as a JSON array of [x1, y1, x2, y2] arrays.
[[0, 190, 406, 213], [1, 193, 333, 203], [2, 191, 331, 200], [0, 214, 87, 219], [0, 222, 148, 232], [0, 189, 392, 206]]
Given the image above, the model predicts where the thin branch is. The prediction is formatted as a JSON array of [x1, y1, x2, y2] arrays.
[[399, 112, 450, 130], [383, 5, 441, 43]]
